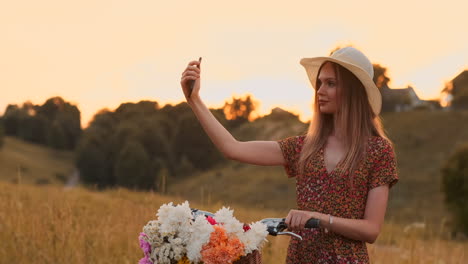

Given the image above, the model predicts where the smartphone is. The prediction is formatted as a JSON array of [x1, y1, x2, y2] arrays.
[[188, 57, 202, 98]]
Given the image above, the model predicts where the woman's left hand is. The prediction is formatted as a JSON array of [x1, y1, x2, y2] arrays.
[[285, 209, 316, 229]]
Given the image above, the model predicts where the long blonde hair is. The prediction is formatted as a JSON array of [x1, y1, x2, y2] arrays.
[[298, 61, 391, 186]]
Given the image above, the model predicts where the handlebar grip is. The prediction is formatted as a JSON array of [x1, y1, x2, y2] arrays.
[[304, 218, 320, 228]]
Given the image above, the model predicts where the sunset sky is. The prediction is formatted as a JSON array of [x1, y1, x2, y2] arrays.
[[1, 0, 467, 126]]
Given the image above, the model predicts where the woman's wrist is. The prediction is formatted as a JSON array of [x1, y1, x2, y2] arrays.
[[312, 212, 332, 231], [187, 94, 202, 108]]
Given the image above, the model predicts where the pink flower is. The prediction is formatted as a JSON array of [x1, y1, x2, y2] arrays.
[[139, 233, 151, 256], [138, 256, 153, 264], [206, 215, 217, 225]]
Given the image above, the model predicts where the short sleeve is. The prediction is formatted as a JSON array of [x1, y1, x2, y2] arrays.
[[276, 135, 305, 178], [368, 138, 399, 190]]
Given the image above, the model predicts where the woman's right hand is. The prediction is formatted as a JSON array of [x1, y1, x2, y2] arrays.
[[180, 60, 201, 102]]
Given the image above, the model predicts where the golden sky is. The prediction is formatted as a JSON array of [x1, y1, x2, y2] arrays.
[[1, 0, 467, 126]]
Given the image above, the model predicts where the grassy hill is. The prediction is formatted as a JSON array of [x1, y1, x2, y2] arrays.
[[169, 110, 468, 226], [382, 110, 468, 223], [1, 181, 467, 263], [0, 136, 75, 185]]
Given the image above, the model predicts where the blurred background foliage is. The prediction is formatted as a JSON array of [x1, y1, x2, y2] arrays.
[[441, 144, 468, 235]]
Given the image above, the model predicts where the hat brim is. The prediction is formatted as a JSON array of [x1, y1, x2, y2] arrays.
[[300, 57, 381, 115]]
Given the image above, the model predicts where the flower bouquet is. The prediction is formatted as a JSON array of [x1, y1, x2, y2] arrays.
[[138, 201, 268, 264]]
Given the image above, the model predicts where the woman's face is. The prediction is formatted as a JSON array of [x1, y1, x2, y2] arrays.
[[316, 62, 339, 114]]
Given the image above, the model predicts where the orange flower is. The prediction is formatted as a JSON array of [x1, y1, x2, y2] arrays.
[[201, 225, 245, 264]]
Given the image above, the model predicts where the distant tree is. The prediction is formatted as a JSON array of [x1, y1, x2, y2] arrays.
[[47, 120, 67, 149], [18, 114, 48, 144], [173, 111, 225, 172], [222, 95, 259, 128], [0, 120, 4, 148], [87, 109, 116, 132], [38, 97, 82, 149], [15, 101, 47, 144], [134, 117, 176, 174], [114, 139, 153, 190], [3, 104, 23, 136], [441, 143, 468, 235], [115, 100, 159, 121], [38, 97, 62, 121], [76, 140, 112, 189], [373, 64, 391, 89], [75, 110, 116, 189], [76, 100, 231, 190], [1, 97, 81, 149], [159, 102, 191, 121], [163, 102, 227, 175], [442, 71, 468, 109]]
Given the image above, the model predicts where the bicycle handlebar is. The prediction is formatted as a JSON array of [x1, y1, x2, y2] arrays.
[[191, 209, 320, 241]]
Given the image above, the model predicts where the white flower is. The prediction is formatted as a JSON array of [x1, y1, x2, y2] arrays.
[[186, 215, 214, 262], [214, 206, 234, 222], [157, 201, 192, 237], [142, 220, 164, 247], [214, 207, 244, 236], [149, 233, 187, 264], [168, 236, 186, 260], [238, 221, 269, 254]]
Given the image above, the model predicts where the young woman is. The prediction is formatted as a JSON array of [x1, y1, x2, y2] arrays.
[[180, 46, 398, 263]]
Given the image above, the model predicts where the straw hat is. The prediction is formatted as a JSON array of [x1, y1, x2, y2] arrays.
[[300, 46, 381, 115]]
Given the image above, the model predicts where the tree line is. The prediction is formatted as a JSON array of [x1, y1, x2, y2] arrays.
[[0, 97, 81, 150], [0, 95, 259, 192], [75, 96, 258, 191]]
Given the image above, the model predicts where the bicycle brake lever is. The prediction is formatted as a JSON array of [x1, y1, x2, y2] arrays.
[[260, 218, 284, 235], [277, 231, 303, 240], [191, 208, 215, 218], [260, 218, 303, 240]]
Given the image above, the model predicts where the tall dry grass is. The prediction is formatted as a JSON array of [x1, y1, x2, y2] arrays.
[[1, 181, 466, 263]]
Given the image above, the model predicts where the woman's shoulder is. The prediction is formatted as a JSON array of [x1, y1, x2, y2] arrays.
[[280, 134, 306, 143], [297, 134, 306, 142], [277, 134, 307, 152], [368, 135, 392, 145], [367, 136, 394, 155]]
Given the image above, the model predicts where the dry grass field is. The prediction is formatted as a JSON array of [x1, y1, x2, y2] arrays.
[[1, 181, 466, 264]]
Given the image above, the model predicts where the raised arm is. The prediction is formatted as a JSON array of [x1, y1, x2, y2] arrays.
[[180, 60, 284, 166], [190, 98, 284, 165]]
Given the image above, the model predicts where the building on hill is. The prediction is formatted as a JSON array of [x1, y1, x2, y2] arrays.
[[380, 85, 442, 112], [421, 99, 442, 111], [380, 84, 422, 112]]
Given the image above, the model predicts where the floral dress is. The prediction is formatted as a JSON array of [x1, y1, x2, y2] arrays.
[[276, 135, 398, 264]]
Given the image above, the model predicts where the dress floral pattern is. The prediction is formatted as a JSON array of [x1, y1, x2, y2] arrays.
[[277, 135, 398, 264]]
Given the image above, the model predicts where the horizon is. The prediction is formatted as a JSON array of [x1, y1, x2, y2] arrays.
[[0, 94, 313, 128]]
